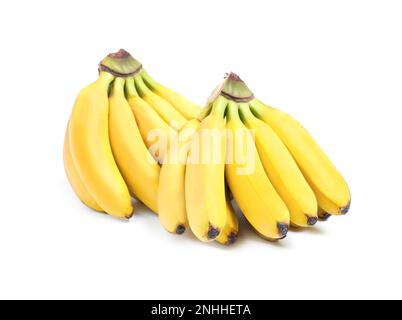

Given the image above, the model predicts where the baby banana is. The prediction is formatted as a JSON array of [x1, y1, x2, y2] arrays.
[[109, 77, 160, 213], [157, 119, 199, 234], [185, 96, 228, 241], [238, 103, 318, 227], [126, 77, 174, 163], [250, 99, 351, 215], [225, 101, 290, 240], [69, 72, 133, 218]]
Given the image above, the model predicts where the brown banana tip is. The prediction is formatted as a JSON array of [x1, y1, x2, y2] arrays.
[[208, 225, 220, 240], [175, 225, 186, 235], [341, 201, 351, 215], [318, 213, 331, 221], [307, 216, 318, 226], [277, 223, 289, 238], [278, 234, 287, 240], [108, 49, 130, 59], [125, 210, 134, 220], [227, 232, 238, 245]]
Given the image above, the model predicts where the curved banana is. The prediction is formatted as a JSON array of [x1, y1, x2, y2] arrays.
[[250, 99, 351, 215], [109, 77, 160, 213], [126, 77, 175, 163], [225, 101, 290, 241], [238, 103, 318, 227], [185, 96, 228, 242], [157, 119, 199, 234], [69, 72, 133, 218], [134, 75, 187, 130], [64, 125, 103, 212], [142, 71, 200, 119], [216, 200, 239, 245]]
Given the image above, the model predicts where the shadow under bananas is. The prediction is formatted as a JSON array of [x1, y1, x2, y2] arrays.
[[289, 225, 326, 235], [135, 200, 328, 248]]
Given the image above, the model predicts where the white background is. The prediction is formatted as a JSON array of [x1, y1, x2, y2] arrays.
[[0, 0, 401, 300]]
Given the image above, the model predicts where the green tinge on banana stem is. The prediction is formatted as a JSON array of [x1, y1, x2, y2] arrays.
[[207, 72, 255, 108], [220, 73, 254, 102], [99, 49, 143, 77]]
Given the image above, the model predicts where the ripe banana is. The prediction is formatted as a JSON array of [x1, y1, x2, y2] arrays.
[[109, 77, 160, 213], [185, 96, 228, 241], [250, 99, 351, 215], [126, 77, 175, 163], [225, 100, 290, 241], [63, 125, 103, 212], [157, 119, 199, 234], [216, 200, 239, 245], [69, 72, 133, 218], [135, 74, 187, 130], [142, 71, 200, 119], [238, 103, 318, 227]]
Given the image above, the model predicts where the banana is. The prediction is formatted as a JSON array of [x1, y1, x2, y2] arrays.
[[250, 99, 351, 215], [238, 103, 318, 227], [225, 101, 290, 241], [134, 75, 187, 130], [63, 125, 103, 212], [142, 71, 201, 119], [69, 72, 133, 219], [185, 96, 228, 241], [157, 119, 199, 234], [109, 77, 160, 213], [216, 200, 239, 245], [126, 77, 175, 163]]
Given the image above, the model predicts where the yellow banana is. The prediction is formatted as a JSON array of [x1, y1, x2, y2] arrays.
[[238, 103, 318, 227], [69, 72, 133, 219], [63, 125, 103, 212], [142, 71, 201, 119], [126, 77, 175, 163], [250, 99, 351, 215], [109, 77, 160, 213], [157, 119, 199, 234], [134, 75, 187, 130], [185, 96, 228, 241], [216, 200, 239, 245], [225, 101, 290, 241]]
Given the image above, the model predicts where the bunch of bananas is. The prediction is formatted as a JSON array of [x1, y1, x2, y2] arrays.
[[64, 49, 351, 245]]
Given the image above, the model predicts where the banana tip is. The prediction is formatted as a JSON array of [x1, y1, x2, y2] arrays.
[[341, 201, 351, 215], [125, 210, 134, 220], [227, 232, 238, 245], [307, 216, 318, 226], [175, 225, 186, 235], [208, 225, 221, 240], [277, 223, 289, 239]]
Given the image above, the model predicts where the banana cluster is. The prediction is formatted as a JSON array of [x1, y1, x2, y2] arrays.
[[64, 49, 199, 218], [64, 49, 351, 245]]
